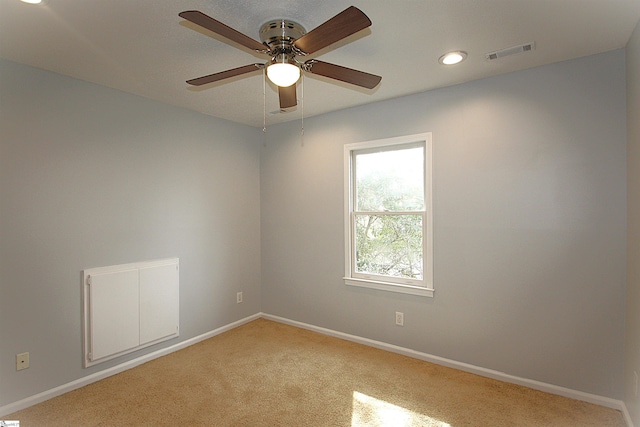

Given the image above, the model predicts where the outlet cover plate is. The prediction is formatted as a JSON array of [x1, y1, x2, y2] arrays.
[[395, 312, 404, 326], [16, 352, 29, 371]]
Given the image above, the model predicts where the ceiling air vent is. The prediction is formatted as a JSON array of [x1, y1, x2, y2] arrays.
[[486, 42, 535, 61]]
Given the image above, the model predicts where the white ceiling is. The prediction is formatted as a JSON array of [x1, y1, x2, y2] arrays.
[[1, 0, 639, 128]]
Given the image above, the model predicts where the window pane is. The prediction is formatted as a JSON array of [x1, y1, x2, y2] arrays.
[[355, 146, 424, 211], [354, 214, 423, 280]]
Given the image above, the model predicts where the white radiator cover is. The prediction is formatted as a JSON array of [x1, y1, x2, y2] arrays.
[[82, 258, 179, 367]]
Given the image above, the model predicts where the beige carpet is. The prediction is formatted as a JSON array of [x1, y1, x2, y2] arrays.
[[6, 319, 625, 426]]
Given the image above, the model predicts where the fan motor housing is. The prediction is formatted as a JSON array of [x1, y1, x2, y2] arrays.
[[259, 19, 306, 52]]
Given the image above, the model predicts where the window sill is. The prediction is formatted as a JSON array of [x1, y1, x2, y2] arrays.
[[344, 277, 434, 297]]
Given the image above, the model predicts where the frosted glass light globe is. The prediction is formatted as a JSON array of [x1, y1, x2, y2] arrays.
[[267, 62, 300, 87]]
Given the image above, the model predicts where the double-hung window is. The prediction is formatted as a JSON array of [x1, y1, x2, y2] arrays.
[[344, 133, 433, 297]]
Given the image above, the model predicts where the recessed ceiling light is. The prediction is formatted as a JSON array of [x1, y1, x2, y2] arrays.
[[438, 51, 467, 65], [20, 0, 43, 3]]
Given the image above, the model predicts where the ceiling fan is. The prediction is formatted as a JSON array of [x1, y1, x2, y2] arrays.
[[178, 6, 382, 110]]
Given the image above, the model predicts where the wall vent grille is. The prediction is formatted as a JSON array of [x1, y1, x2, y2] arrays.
[[486, 42, 535, 61]]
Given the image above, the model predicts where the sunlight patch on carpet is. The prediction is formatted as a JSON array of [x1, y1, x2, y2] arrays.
[[351, 391, 451, 427]]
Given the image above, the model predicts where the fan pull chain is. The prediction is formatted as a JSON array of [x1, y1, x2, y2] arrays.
[[300, 73, 305, 147], [262, 66, 267, 147]]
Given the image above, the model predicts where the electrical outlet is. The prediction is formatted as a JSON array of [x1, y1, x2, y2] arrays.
[[237, 292, 243, 304], [16, 352, 29, 371], [395, 312, 404, 326]]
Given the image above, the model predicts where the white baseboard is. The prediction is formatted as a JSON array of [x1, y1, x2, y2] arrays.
[[622, 405, 636, 427], [261, 313, 633, 426], [0, 313, 261, 417], [2, 311, 634, 427]]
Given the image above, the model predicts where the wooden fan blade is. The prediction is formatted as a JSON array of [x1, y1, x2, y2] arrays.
[[179, 10, 267, 52], [278, 85, 297, 109], [292, 6, 371, 55], [305, 60, 381, 89], [186, 64, 262, 86]]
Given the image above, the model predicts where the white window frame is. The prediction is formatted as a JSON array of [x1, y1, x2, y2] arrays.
[[343, 133, 433, 297]]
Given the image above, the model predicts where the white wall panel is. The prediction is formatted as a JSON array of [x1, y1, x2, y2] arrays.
[[140, 262, 179, 345], [83, 258, 179, 367], [89, 269, 139, 361]]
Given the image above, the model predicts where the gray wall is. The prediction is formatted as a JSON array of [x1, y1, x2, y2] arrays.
[[0, 60, 262, 406], [626, 17, 640, 426], [1, 47, 630, 408], [261, 50, 627, 399]]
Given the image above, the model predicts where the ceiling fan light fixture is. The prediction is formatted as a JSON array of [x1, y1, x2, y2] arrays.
[[179, 6, 381, 110], [267, 55, 300, 87], [439, 51, 467, 65]]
